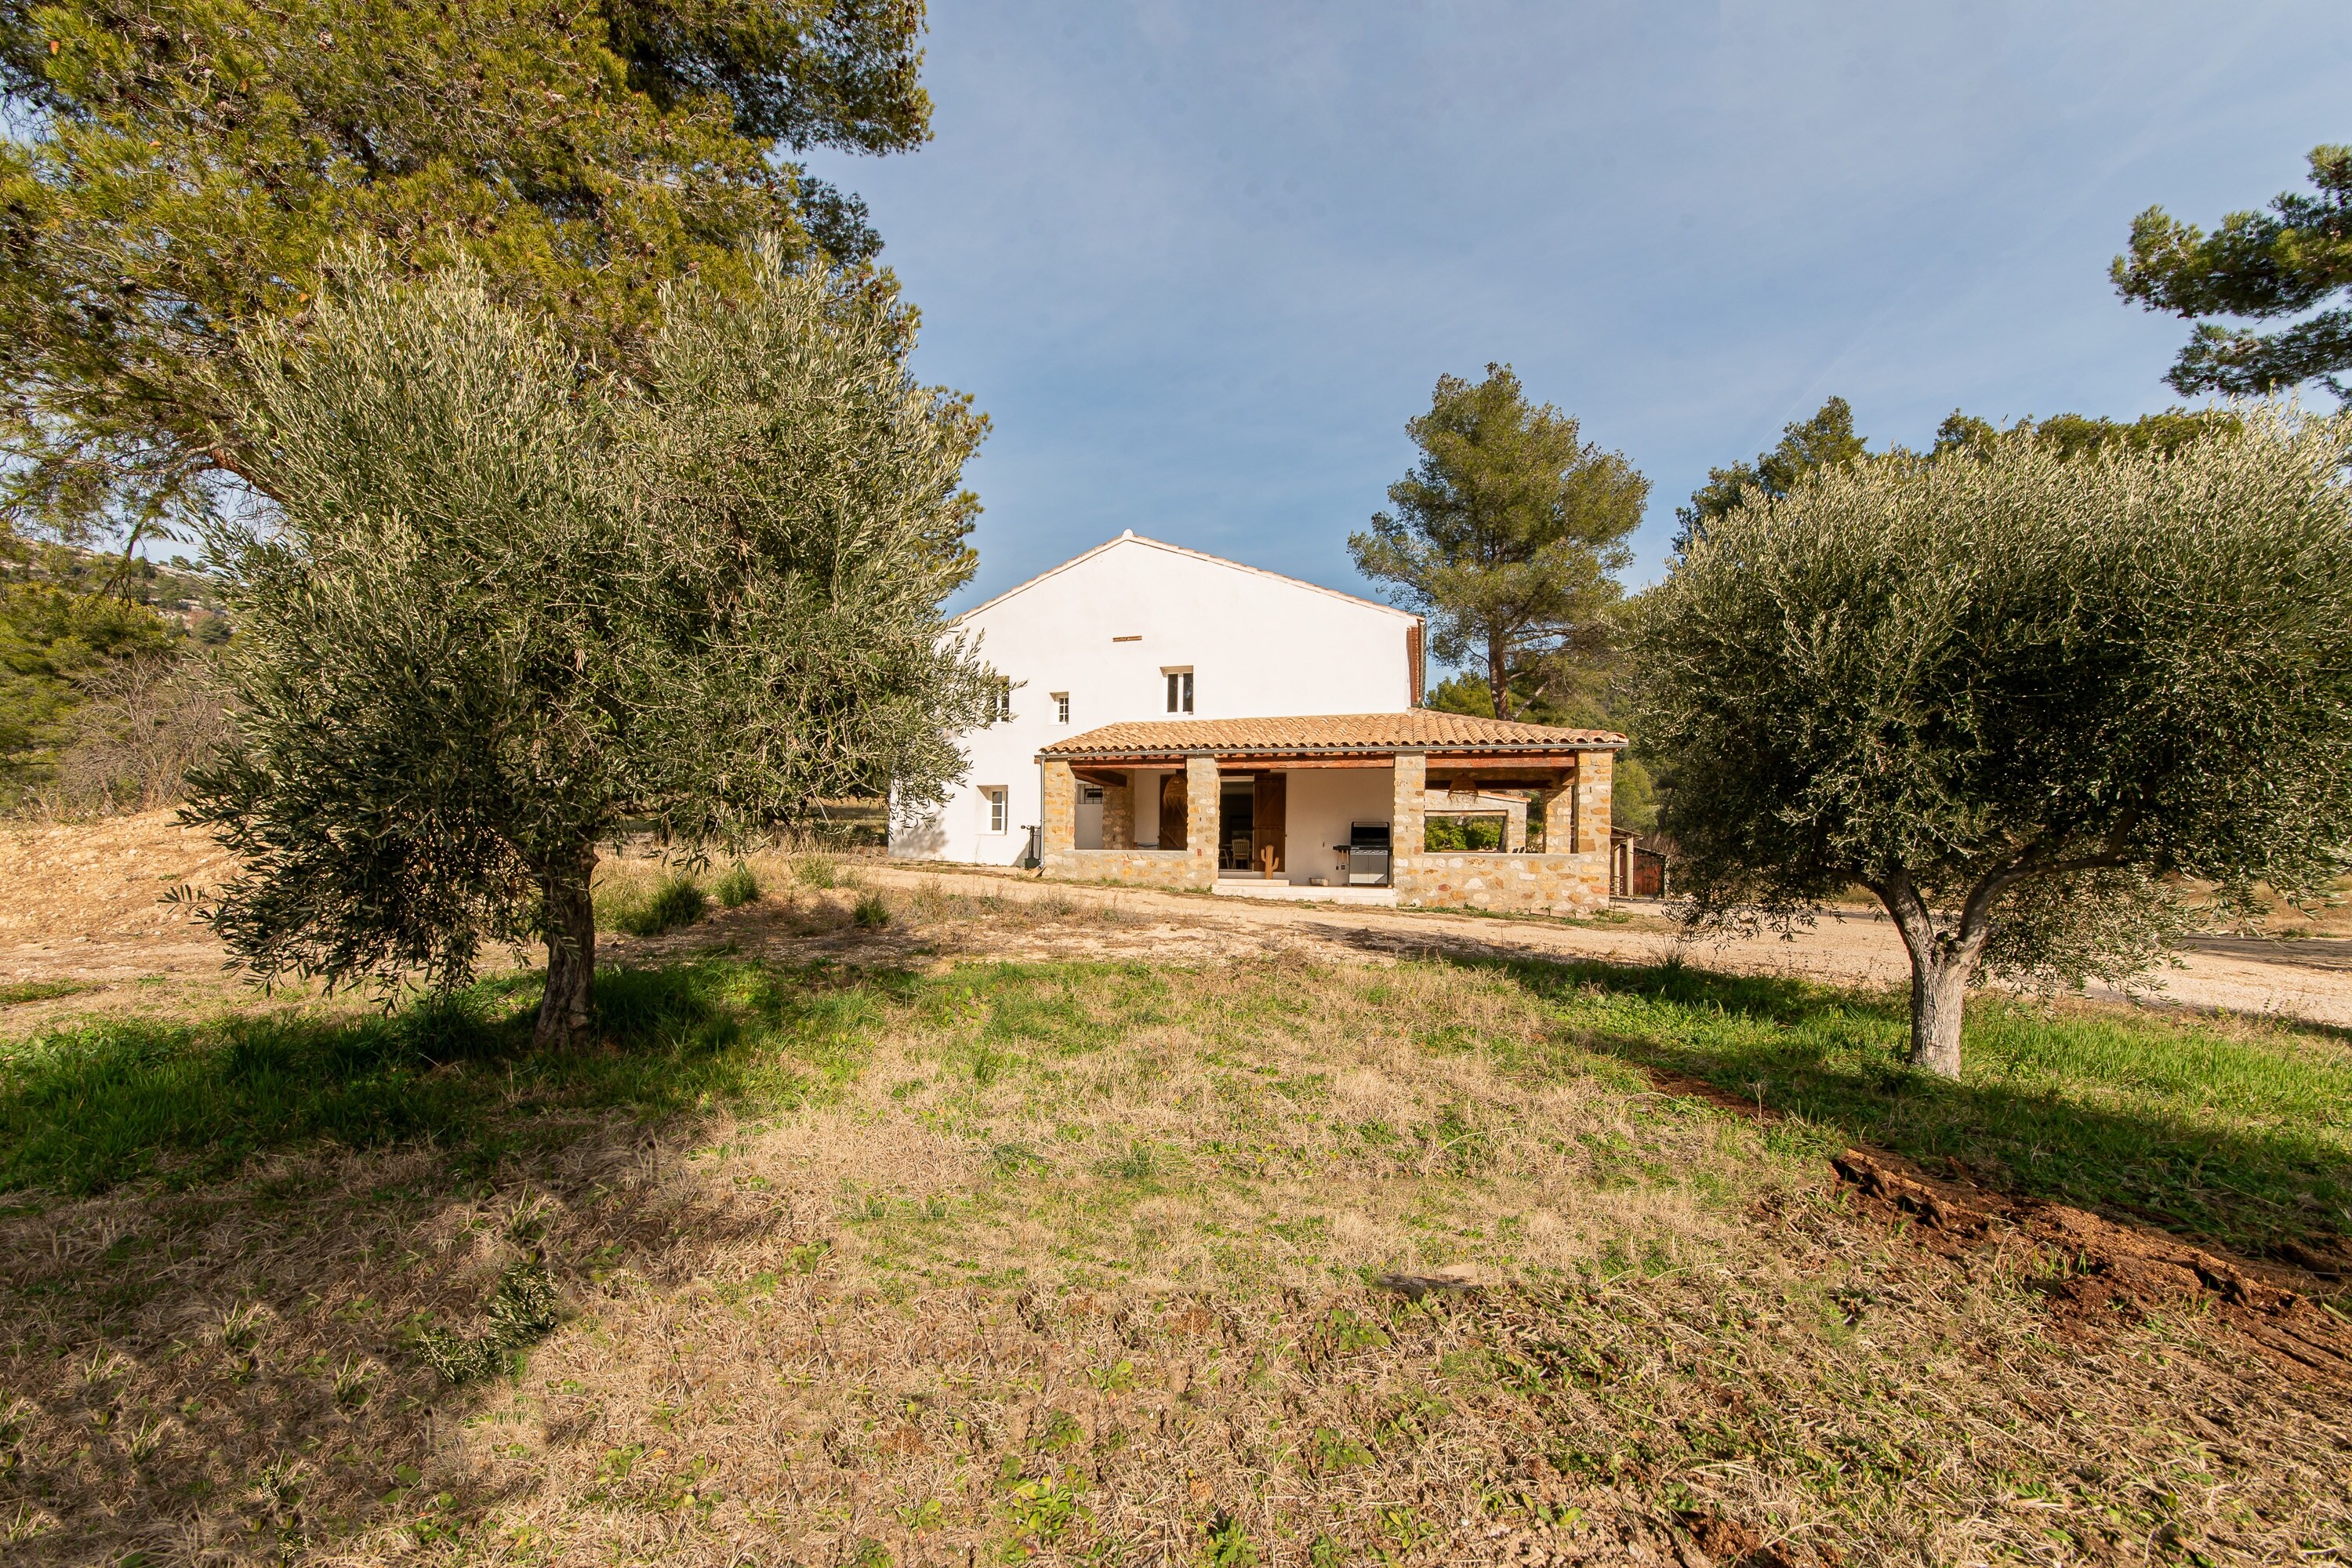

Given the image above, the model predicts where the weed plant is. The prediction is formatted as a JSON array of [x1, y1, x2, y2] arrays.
[[712, 863, 760, 909], [597, 873, 708, 936], [853, 891, 891, 928]]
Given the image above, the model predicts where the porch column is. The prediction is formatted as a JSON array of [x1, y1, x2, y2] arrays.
[[1503, 796, 1527, 852], [1041, 760, 1076, 857], [1391, 753, 1426, 861], [1574, 750, 1614, 854], [1184, 755, 1220, 886], [1102, 782, 1133, 849], [1539, 775, 1573, 853]]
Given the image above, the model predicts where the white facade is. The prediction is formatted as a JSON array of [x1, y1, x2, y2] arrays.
[[891, 532, 1421, 865]]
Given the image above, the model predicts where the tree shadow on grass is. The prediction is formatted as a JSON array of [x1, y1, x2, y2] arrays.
[[0, 955, 915, 1563], [1397, 942, 2352, 1269], [0, 956, 911, 1198]]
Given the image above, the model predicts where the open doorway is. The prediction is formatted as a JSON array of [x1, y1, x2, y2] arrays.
[[1217, 773, 1287, 876], [1218, 778, 1255, 872]]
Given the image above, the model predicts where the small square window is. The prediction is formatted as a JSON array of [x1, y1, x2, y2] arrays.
[[1165, 670, 1193, 714], [983, 787, 1007, 834], [1052, 692, 1069, 724]]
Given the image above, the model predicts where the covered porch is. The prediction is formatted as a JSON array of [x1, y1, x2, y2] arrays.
[[1035, 712, 1625, 916]]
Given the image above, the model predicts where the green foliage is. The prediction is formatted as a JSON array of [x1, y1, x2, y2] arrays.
[[1932, 407, 2242, 462], [0, 0, 933, 545], [853, 891, 891, 928], [1352, 365, 1646, 720], [0, 979, 93, 1007], [712, 863, 761, 909], [0, 579, 177, 794], [1425, 671, 1657, 835], [412, 1261, 562, 1385], [599, 874, 709, 937], [1675, 396, 1867, 552], [1422, 814, 1504, 851], [1632, 408, 2352, 1071], [181, 246, 993, 1029], [0, 957, 883, 1194], [2113, 145, 2352, 397]]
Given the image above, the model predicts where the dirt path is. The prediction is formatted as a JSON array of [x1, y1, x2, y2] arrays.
[[852, 862, 2352, 1028], [9, 812, 2352, 1032]]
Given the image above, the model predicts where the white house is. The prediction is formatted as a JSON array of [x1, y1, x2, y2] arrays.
[[891, 531, 1425, 866]]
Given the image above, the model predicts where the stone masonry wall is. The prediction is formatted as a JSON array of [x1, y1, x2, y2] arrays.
[[1041, 848, 1209, 890], [1389, 753, 1426, 858], [1102, 784, 1133, 850], [1573, 750, 1613, 855], [1040, 747, 1614, 912], [1394, 851, 1610, 914], [1396, 750, 1613, 913], [1041, 760, 1076, 856], [1184, 756, 1221, 885]]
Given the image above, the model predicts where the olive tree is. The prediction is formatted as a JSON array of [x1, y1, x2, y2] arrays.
[[1630, 409, 2352, 1076], [184, 241, 993, 1047]]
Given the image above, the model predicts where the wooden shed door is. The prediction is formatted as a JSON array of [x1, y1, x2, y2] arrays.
[[1160, 774, 1188, 851], [1252, 773, 1286, 874]]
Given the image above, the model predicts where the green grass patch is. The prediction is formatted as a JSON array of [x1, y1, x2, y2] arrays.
[[0, 979, 98, 1007], [712, 862, 761, 909], [0, 960, 886, 1195], [597, 873, 709, 936], [1481, 954, 2352, 1260]]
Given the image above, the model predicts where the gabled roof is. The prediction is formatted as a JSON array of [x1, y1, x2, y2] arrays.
[[1037, 711, 1625, 759], [952, 531, 1417, 625]]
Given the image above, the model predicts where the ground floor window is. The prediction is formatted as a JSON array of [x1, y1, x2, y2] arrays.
[[983, 787, 1007, 834]]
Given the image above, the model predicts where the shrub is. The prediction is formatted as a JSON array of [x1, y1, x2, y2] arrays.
[[853, 891, 890, 929], [1423, 815, 1504, 851], [712, 863, 761, 909], [597, 873, 708, 937], [794, 854, 838, 890]]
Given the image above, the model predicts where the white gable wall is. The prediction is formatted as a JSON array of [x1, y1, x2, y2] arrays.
[[891, 535, 1419, 864]]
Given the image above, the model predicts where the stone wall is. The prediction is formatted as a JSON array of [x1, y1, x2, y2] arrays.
[[1041, 760, 1076, 855], [1389, 753, 1425, 856], [1394, 851, 1610, 913], [1573, 750, 1613, 855], [1102, 784, 1133, 850], [1392, 749, 1613, 913], [1040, 848, 1210, 890], [1184, 756, 1221, 884]]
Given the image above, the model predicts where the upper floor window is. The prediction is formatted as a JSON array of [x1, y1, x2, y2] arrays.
[[1052, 692, 1070, 724], [1165, 669, 1193, 714], [989, 681, 1014, 724]]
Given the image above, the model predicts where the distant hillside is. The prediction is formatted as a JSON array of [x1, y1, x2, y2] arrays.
[[2, 537, 233, 810], [2, 539, 230, 642]]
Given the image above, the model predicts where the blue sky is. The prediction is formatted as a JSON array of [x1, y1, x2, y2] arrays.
[[805, 2, 2352, 616]]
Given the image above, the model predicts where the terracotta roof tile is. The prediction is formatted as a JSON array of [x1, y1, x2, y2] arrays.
[[1036, 711, 1625, 758]]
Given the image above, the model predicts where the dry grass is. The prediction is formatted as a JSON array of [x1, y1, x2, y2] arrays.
[[3, 900, 2349, 1566]]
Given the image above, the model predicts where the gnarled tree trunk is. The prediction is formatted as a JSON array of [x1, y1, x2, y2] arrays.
[[1905, 949, 1971, 1077], [535, 843, 598, 1051], [1875, 869, 1987, 1079]]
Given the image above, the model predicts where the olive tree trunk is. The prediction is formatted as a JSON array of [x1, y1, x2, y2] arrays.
[[1875, 869, 1988, 1079], [535, 844, 598, 1051]]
